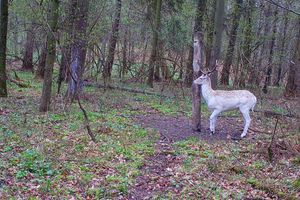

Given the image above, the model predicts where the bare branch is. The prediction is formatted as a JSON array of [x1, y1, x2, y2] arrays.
[[265, 0, 300, 16]]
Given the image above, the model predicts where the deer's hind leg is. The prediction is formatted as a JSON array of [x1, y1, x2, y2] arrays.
[[239, 107, 251, 138]]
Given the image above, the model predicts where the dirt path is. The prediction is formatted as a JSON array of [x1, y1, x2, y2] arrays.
[[128, 107, 251, 199]]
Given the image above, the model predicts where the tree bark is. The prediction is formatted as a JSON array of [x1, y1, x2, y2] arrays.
[[147, 0, 162, 87], [103, 0, 122, 84], [66, 0, 89, 99], [22, 24, 35, 72], [0, 0, 8, 97], [209, 0, 225, 89], [220, 0, 242, 85], [39, 0, 59, 112], [285, 18, 300, 96]]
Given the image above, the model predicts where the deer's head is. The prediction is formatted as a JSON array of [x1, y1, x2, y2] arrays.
[[193, 60, 219, 85]]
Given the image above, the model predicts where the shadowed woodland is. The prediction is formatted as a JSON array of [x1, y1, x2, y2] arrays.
[[0, 0, 300, 199]]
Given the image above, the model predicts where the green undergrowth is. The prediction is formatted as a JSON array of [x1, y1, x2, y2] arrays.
[[1, 71, 299, 199], [0, 71, 159, 199]]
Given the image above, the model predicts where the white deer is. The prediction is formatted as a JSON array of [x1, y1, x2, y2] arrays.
[[193, 62, 257, 138]]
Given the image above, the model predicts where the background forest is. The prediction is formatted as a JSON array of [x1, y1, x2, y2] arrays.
[[0, 0, 300, 199]]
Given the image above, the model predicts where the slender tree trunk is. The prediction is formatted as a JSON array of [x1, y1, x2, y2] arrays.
[[185, 0, 207, 86], [22, 24, 35, 72], [39, 0, 59, 112], [262, 7, 278, 93], [121, 29, 128, 79], [220, 0, 242, 85], [274, 9, 289, 86], [147, 0, 162, 87], [192, 32, 204, 131], [66, 0, 89, 99], [103, 0, 122, 84], [35, 40, 47, 79], [191, 0, 207, 131], [209, 0, 225, 89], [205, 0, 216, 69], [0, 0, 8, 97], [285, 18, 300, 96]]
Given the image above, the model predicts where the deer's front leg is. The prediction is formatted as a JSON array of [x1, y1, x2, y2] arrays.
[[209, 110, 221, 134]]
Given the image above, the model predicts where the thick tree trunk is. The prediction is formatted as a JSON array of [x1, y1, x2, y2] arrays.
[[147, 0, 162, 87], [66, 0, 89, 99], [22, 24, 35, 72], [39, 0, 59, 112], [220, 0, 242, 85], [285, 18, 300, 96], [0, 0, 8, 97], [103, 0, 122, 84], [209, 0, 225, 89], [35, 40, 47, 79]]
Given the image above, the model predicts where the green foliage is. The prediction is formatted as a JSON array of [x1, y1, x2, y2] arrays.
[[16, 149, 56, 179]]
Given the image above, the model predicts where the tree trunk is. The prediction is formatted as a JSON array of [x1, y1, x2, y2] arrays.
[[147, 0, 162, 87], [0, 0, 8, 97], [205, 0, 216, 69], [103, 0, 122, 84], [57, 0, 75, 93], [285, 18, 300, 96], [22, 24, 35, 72], [209, 0, 225, 89], [39, 0, 59, 112], [262, 7, 278, 93], [220, 0, 242, 85], [192, 32, 204, 131], [66, 0, 89, 99], [190, 0, 207, 130], [274, 9, 289, 86], [239, 0, 254, 87], [185, 0, 207, 86], [35, 40, 47, 79]]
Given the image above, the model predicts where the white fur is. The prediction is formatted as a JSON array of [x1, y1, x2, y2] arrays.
[[194, 74, 257, 138]]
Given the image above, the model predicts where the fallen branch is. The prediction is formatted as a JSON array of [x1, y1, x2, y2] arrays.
[[86, 83, 173, 98], [8, 78, 30, 88], [77, 96, 96, 143]]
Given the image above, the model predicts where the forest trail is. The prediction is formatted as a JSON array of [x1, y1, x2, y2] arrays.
[[128, 106, 254, 199]]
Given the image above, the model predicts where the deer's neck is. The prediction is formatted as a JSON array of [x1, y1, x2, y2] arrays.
[[201, 79, 215, 103]]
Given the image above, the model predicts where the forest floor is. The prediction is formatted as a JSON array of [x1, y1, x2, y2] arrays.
[[0, 70, 300, 199]]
